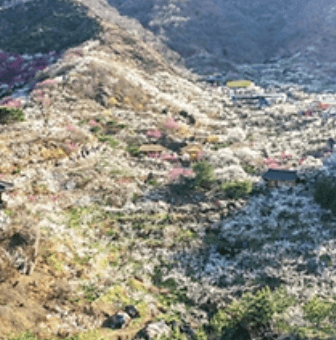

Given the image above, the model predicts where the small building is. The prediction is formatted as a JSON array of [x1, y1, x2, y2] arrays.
[[181, 144, 203, 161], [262, 169, 298, 189], [139, 144, 168, 154]]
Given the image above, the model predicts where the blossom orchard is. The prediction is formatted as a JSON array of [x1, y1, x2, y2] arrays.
[[31, 78, 58, 106], [0, 50, 59, 95], [165, 117, 180, 130], [146, 129, 162, 138], [50, 193, 65, 202], [118, 178, 132, 184], [88, 119, 100, 126], [0, 96, 22, 108], [31, 88, 50, 106], [66, 123, 76, 131], [147, 152, 160, 159], [148, 152, 179, 161], [263, 157, 281, 169], [161, 153, 179, 161], [280, 151, 292, 160], [35, 79, 58, 89], [27, 195, 39, 202], [263, 151, 292, 169], [168, 166, 194, 181], [66, 141, 79, 152], [196, 150, 203, 161], [8, 190, 18, 197]]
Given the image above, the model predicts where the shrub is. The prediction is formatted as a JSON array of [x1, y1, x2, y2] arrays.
[[211, 142, 231, 151], [117, 123, 128, 129], [210, 286, 295, 336], [329, 199, 336, 216], [147, 178, 159, 186], [242, 164, 255, 174], [192, 161, 215, 188], [303, 295, 336, 328], [106, 119, 118, 126], [220, 180, 253, 199], [126, 142, 141, 157], [80, 282, 99, 302], [132, 193, 139, 202], [194, 326, 208, 340], [314, 178, 336, 209], [157, 326, 187, 340], [97, 134, 119, 148], [244, 288, 275, 329], [90, 126, 101, 133], [0, 106, 25, 124]]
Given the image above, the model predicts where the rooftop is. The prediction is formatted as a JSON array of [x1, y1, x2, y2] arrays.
[[262, 169, 298, 181]]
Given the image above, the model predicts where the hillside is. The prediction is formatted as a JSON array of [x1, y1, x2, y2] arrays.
[[106, 0, 336, 90], [1, 1, 336, 340], [105, 0, 336, 64]]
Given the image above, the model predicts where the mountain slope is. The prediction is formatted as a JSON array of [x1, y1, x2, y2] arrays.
[[105, 0, 336, 69], [1, 1, 336, 340]]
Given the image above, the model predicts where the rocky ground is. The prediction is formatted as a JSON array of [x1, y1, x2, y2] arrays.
[[2, 1, 336, 340]]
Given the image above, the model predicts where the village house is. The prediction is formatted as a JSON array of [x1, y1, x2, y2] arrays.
[[262, 169, 298, 189], [180, 144, 203, 161], [139, 144, 168, 155]]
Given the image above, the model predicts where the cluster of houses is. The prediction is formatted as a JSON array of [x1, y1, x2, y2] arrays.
[[227, 80, 336, 189]]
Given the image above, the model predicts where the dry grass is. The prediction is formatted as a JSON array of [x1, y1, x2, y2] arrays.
[[39, 146, 68, 161], [69, 60, 151, 111], [0, 206, 40, 276], [31, 183, 53, 196], [109, 77, 150, 110]]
